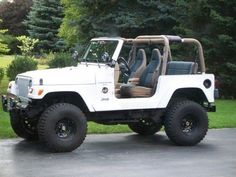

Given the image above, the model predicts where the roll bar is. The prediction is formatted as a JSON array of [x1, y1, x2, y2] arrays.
[[124, 35, 206, 73]]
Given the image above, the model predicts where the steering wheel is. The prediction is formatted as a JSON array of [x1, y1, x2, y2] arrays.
[[117, 57, 131, 77]]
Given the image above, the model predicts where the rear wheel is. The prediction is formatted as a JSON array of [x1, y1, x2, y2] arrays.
[[10, 110, 38, 141], [164, 100, 208, 146], [38, 103, 87, 152], [128, 119, 162, 135]]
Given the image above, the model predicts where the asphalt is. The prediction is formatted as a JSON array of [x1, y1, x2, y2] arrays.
[[0, 128, 236, 177]]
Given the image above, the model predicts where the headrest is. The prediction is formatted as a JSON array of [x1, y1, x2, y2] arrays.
[[150, 49, 161, 61], [136, 49, 146, 61]]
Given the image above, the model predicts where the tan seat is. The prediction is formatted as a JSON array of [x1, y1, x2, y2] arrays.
[[129, 49, 147, 79], [115, 49, 147, 97], [120, 49, 162, 98]]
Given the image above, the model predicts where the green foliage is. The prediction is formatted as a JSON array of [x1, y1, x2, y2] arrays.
[[60, 0, 235, 97], [60, 0, 177, 46], [16, 35, 39, 56], [0, 19, 9, 54], [6, 55, 38, 81], [0, 0, 32, 36], [48, 52, 74, 68], [0, 67, 4, 83], [176, 0, 236, 97], [1, 34, 20, 54], [25, 0, 65, 52]]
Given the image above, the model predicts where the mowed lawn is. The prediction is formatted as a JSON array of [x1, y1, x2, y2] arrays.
[[0, 55, 131, 138], [0, 55, 236, 138], [0, 100, 236, 138], [0, 55, 14, 95]]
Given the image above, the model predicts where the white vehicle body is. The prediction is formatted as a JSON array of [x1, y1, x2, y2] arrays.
[[2, 35, 216, 152], [8, 66, 214, 112], [6, 35, 215, 113]]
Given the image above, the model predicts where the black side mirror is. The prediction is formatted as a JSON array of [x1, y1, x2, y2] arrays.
[[72, 50, 79, 61], [101, 52, 110, 63]]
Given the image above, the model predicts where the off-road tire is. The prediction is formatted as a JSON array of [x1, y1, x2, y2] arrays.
[[128, 119, 162, 135], [164, 100, 208, 146], [38, 103, 87, 152], [10, 110, 38, 141]]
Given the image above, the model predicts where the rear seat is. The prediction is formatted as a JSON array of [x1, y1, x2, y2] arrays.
[[166, 61, 198, 75]]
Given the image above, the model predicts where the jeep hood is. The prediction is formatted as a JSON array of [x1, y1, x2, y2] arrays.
[[17, 64, 97, 85]]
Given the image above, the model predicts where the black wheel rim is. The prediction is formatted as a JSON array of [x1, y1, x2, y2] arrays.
[[181, 115, 197, 133], [22, 117, 37, 134], [140, 119, 154, 127], [55, 118, 76, 138]]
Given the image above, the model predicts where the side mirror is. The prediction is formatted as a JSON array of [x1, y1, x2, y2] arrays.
[[101, 52, 110, 63], [72, 50, 79, 61]]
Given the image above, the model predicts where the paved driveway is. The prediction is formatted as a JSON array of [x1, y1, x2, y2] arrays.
[[0, 128, 236, 177]]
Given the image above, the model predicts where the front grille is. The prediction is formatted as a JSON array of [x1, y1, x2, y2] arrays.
[[17, 77, 31, 98]]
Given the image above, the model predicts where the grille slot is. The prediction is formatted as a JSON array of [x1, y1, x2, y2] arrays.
[[17, 77, 30, 98]]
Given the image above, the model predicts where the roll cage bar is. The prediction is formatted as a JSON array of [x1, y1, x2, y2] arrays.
[[124, 35, 206, 74]]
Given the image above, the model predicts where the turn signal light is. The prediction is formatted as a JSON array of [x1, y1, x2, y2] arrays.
[[38, 89, 44, 96]]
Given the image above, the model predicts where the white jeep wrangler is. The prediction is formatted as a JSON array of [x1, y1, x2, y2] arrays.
[[2, 35, 216, 152]]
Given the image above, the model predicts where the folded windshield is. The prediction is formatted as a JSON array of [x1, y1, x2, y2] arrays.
[[83, 40, 118, 63]]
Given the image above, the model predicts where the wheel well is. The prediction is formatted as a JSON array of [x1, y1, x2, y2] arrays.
[[42, 92, 89, 113], [170, 88, 208, 104]]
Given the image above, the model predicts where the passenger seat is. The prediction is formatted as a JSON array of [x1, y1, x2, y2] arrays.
[[120, 49, 162, 98]]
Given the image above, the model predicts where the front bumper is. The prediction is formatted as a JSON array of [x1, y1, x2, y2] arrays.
[[204, 102, 216, 112], [1, 95, 16, 112], [1, 95, 28, 112]]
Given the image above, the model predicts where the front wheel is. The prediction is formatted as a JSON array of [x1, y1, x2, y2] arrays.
[[10, 110, 38, 141], [38, 103, 87, 152], [164, 100, 208, 146]]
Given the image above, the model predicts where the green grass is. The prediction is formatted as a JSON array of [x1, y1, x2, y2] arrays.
[[209, 100, 236, 128], [0, 55, 14, 68], [0, 55, 236, 139], [0, 100, 235, 139], [0, 55, 14, 95], [0, 104, 131, 138], [0, 105, 15, 138]]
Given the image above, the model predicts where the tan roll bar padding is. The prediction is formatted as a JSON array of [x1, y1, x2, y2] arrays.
[[124, 35, 206, 74], [182, 38, 206, 73]]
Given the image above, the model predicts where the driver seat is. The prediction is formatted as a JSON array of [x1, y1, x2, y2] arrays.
[[120, 49, 161, 98], [115, 49, 147, 97], [129, 49, 147, 79]]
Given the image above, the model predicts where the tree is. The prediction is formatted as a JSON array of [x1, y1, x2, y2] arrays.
[[0, 0, 33, 36], [176, 0, 236, 97], [25, 0, 64, 52], [16, 35, 39, 56], [0, 19, 10, 54], [60, 0, 177, 46]]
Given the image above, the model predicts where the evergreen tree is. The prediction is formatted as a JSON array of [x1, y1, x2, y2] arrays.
[[25, 0, 64, 52], [176, 0, 236, 97], [0, 19, 10, 54], [60, 0, 177, 46]]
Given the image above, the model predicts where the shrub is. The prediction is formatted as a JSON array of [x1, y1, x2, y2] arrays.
[[0, 34, 20, 54], [36, 52, 54, 65], [16, 35, 39, 56], [0, 67, 4, 83], [6, 55, 38, 81], [48, 52, 74, 68]]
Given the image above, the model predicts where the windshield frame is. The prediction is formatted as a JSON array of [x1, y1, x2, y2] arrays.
[[82, 38, 124, 63]]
